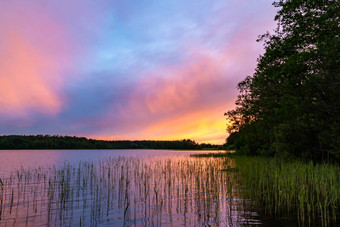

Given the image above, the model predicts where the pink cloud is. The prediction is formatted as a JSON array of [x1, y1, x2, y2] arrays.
[[0, 2, 73, 118], [129, 53, 224, 113]]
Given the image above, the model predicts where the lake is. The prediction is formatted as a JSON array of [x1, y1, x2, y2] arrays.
[[0, 149, 263, 226]]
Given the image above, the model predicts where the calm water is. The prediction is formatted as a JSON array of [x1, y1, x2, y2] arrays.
[[0, 149, 262, 226], [0, 150, 214, 176]]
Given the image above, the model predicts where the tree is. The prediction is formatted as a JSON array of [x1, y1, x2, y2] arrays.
[[225, 0, 340, 162]]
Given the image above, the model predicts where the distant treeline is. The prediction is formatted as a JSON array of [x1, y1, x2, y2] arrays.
[[0, 135, 221, 150]]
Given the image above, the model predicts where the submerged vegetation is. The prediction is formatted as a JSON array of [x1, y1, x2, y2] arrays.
[[0, 135, 221, 150]]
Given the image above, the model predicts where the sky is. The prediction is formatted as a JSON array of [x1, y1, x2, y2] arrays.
[[0, 0, 277, 144]]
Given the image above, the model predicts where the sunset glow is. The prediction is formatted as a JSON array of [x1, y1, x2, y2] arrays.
[[0, 0, 277, 144]]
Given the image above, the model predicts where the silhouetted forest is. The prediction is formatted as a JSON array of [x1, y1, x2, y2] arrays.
[[225, 1, 339, 162], [0, 135, 221, 150]]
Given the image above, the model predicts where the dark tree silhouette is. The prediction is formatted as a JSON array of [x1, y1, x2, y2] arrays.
[[225, 0, 340, 162], [0, 135, 221, 150]]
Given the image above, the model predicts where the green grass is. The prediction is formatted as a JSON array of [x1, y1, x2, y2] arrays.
[[232, 155, 340, 226], [191, 151, 339, 225]]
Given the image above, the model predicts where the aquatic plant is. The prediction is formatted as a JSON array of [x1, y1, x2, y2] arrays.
[[233, 156, 340, 226]]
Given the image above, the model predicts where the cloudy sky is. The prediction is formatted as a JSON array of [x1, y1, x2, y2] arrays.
[[0, 0, 277, 144]]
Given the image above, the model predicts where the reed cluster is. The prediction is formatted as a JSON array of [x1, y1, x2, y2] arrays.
[[233, 156, 340, 226]]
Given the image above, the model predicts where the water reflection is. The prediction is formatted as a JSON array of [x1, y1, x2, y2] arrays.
[[0, 149, 218, 176], [0, 153, 262, 226]]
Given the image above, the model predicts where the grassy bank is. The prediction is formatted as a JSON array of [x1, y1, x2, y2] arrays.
[[233, 155, 339, 225], [191, 152, 340, 225]]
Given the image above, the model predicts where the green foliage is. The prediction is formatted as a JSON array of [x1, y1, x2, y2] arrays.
[[0, 135, 221, 150], [225, 0, 340, 162]]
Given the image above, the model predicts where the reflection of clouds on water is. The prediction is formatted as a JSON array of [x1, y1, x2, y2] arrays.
[[0, 149, 220, 176], [0, 151, 261, 226]]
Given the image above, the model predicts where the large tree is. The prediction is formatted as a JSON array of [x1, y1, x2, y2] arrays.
[[225, 0, 340, 161]]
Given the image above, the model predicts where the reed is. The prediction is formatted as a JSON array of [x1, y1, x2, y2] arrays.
[[233, 155, 340, 226]]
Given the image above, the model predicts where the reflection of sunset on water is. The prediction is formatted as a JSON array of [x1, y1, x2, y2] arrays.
[[0, 150, 262, 226]]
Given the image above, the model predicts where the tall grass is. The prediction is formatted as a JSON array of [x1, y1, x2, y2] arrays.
[[233, 155, 340, 226]]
